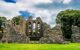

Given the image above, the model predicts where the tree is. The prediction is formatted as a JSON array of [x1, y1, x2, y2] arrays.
[[56, 9, 80, 40], [0, 17, 6, 28], [56, 9, 80, 24], [0, 16, 6, 39], [12, 16, 23, 25]]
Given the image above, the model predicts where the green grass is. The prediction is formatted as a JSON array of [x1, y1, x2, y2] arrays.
[[0, 43, 80, 50]]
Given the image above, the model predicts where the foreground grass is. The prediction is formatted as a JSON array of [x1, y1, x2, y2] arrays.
[[0, 43, 80, 50]]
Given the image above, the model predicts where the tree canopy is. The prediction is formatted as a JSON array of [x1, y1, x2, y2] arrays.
[[56, 9, 80, 25], [12, 16, 23, 25], [56, 9, 80, 40], [0, 17, 6, 28]]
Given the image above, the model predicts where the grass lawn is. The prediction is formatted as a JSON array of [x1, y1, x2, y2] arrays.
[[0, 43, 80, 50]]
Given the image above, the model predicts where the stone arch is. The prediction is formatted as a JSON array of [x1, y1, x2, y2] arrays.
[[26, 17, 44, 41], [37, 22, 40, 33], [33, 21, 36, 33], [37, 22, 43, 37], [28, 22, 32, 36]]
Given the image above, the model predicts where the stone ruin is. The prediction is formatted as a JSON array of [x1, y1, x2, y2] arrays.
[[26, 16, 43, 41], [0, 16, 80, 44], [0, 16, 47, 43]]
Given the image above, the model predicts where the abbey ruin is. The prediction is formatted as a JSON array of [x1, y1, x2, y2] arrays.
[[0, 10, 80, 44]]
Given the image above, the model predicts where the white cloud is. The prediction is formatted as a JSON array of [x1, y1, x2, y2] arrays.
[[52, 0, 72, 4], [62, 0, 72, 4], [0, 0, 71, 27], [17, 0, 53, 4], [0, 1, 21, 19]]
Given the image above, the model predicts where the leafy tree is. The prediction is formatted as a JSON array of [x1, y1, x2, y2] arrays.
[[56, 9, 80, 24], [56, 9, 80, 40], [12, 16, 22, 25], [0, 17, 6, 28]]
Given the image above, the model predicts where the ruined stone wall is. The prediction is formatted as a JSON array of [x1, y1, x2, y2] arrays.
[[26, 17, 43, 40], [1, 16, 80, 43], [39, 24, 64, 44], [11, 17, 26, 34], [71, 26, 80, 42], [0, 16, 30, 43]]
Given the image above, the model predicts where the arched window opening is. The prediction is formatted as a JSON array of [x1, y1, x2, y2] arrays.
[[28, 22, 32, 37], [29, 22, 32, 29], [33, 21, 36, 33], [37, 22, 40, 30]]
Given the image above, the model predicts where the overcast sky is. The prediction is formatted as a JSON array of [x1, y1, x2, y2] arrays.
[[0, 0, 80, 27]]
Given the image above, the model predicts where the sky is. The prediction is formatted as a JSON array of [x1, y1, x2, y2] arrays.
[[0, 0, 80, 27]]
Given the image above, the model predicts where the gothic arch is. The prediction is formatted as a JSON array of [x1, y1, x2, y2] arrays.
[[26, 17, 43, 41]]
